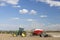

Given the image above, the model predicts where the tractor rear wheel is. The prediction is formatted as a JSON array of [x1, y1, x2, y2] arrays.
[[21, 32, 26, 37]]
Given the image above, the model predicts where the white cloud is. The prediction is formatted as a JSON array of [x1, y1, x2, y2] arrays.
[[19, 9, 37, 15], [0, 3, 6, 6], [0, 0, 19, 5], [27, 19, 34, 22], [6, 0, 19, 5], [11, 17, 20, 20], [12, 5, 21, 8], [19, 9, 29, 14], [36, 0, 60, 7], [40, 15, 47, 18], [13, 17, 19, 19], [30, 10, 37, 15]]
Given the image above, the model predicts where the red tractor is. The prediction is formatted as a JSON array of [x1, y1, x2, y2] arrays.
[[31, 29, 48, 37]]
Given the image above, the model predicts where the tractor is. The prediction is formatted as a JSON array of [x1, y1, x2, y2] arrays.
[[31, 29, 49, 37], [12, 27, 26, 37]]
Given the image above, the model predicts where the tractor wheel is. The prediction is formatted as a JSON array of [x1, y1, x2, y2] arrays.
[[21, 32, 26, 37], [12, 33, 17, 37]]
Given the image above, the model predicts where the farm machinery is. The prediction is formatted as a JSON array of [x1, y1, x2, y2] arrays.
[[31, 29, 49, 37], [12, 27, 26, 37], [12, 28, 49, 37]]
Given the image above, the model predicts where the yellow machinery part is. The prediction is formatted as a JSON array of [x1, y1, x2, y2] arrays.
[[22, 33, 26, 37]]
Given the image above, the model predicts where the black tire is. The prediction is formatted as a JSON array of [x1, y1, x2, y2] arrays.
[[40, 34, 48, 37], [40, 34, 45, 37]]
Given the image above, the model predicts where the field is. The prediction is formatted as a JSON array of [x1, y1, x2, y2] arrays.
[[0, 32, 60, 40]]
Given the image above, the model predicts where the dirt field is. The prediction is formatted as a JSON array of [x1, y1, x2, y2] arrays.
[[0, 32, 60, 40]]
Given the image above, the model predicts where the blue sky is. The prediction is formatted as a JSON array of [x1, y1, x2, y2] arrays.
[[0, 0, 60, 31]]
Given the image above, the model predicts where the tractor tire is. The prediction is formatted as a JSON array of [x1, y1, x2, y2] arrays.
[[21, 32, 26, 37]]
